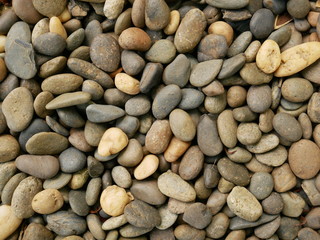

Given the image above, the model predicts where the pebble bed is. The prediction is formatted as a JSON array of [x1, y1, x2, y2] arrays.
[[0, 0, 320, 240]]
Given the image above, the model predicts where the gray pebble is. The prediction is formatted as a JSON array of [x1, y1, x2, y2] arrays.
[[140, 63, 163, 93], [33, 32, 66, 56], [218, 53, 246, 79], [227, 31, 252, 57], [250, 8, 275, 39], [163, 54, 191, 87], [69, 190, 90, 216], [125, 95, 151, 116], [59, 147, 86, 173], [86, 104, 125, 123], [249, 172, 274, 200], [121, 50, 146, 76], [179, 88, 204, 110]]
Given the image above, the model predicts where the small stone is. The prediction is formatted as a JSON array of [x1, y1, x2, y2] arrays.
[[145, 39, 176, 64], [227, 31, 252, 57], [256, 39, 281, 74], [250, 8, 275, 39], [178, 146, 204, 181], [69, 190, 90, 216], [134, 154, 159, 180], [190, 59, 223, 87], [217, 109, 238, 148], [281, 77, 313, 103], [121, 50, 146, 76], [273, 112, 302, 142], [32, 189, 64, 214], [281, 192, 305, 217], [174, 224, 206, 240], [255, 145, 287, 167], [39, 56, 67, 78], [227, 186, 263, 222], [103, 0, 125, 19], [262, 192, 284, 215], [66, 28, 85, 51], [59, 147, 86, 173], [179, 88, 204, 110], [119, 27, 151, 51], [22, 223, 54, 240], [237, 123, 261, 145], [46, 91, 91, 110], [33, 32, 66, 56], [206, 212, 229, 238], [287, 0, 310, 19], [197, 34, 228, 61], [0, 205, 23, 239], [169, 109, 196, 142], [218, 53, 246, 79], [298, 227, 320, 240], [43, 172, 72, 189], [272, 163, 297, 193], [247, 84, 272, 113], [145, 0, 170, 31], [277, 217, 301, 240], [163, 54, 190, 87], [182, 203, 212, 229], [249, 172, 273, 200], [86, 104, 125, 123], [0, 135, 19, 162], [32, 0, 67, 17], [229, 213, 279, 230]]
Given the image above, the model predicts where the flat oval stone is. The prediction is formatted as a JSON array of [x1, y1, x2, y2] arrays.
[[174, 8, 206, 53], [206, 0, 249, 9], [268, 25, 291, 47], [59, 147, 86, 173], [190, 59, 223, 87], [287, 0, 310, 19], [119, 27, 151, 51], [179, 146, 204, 181], [2, 87, 33, 132], [302, 59, 320, 84], [11, 176, 42, 218], [163, 54, 190, 87], [69, 190, 90, 216], [250, 8, 275, 39], [43, 172, 72, 189], [46, 211, 87, 236], [119, 225, 153, 238], [125, 95, 151, 116], [249, 172, 274, 200], [1, 173, 27, 205], [46, 92, 91, 110], [41, 74, 83, 95], [169, 109, 196, 142], [66, 28, 85, 52], [33, 32, 66, 56], [217, 109, 238, 148], [112, 166, 132, 188], [229, 213, 279, 230], [145, 0, 170, 30], [121, 50, 146, 76], [227, 31, 252, 57], [281, 78, 313, 103], [197, 114, 223, 156], [86, 104, 125, 123], [67, 58, 114, 88], [179, 88, 204, 110], [32, 0, 66, 17], [227, 186, 263, 222], [90, 34, 120, 72], [175, 224, 206, 240], [198, 34, 228, 61], [124, 199, 161, 228], [183, 203, 212, 229], [32, 189, 64, 214], [255, 145, 287, 167], [158, 170, 196, 202], [0, 135, 20, 162], [16, 155, 59, 179], [145, 120, 172, 154], [273, 112, 302, 142], [0, 9, 19, 35], [246, 134, 279, 153], [247, 84, 272, 113], [26, 132, 68, 155], [277, 217, 301, 240], [288, 139, 320, 179], [217, 157, 250, 186], [103, 0, 125, 19], [146, 39, 176, 64], [256, 39, 281, 74], [140, 63, 163, 93], [130, 180, 167, 206], [152, 84, 182, 119], [0, 205, 23, 240], [102, 214, 127, 231], [218, 53, 246, 79]]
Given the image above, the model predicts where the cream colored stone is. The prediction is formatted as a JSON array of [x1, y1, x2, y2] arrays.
[[134, 154, 159, 180], [275, 42, 320, 77], [256, 39, 281, 74], [49, 16, 67, 39], [164, 137, 191, 162], [115, 73, 140, 95], [69, 168, 89, 190], [32, 189, 64, 214], [98, 127, 128, 157], [57, 8, 71, 23], [0, 35, 6, 53], [164, 10, 180, 35], [0, 205, 22, 239], [208, 21, 234, 46], [100, 185, 134, 217], [272, 163, 297, 192]]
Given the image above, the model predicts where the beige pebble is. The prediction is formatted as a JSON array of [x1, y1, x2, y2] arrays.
[[32, 189, 64, 214], [118, 27, 151, 51], [100, 185, 134, 217], [313, 124, 320, 147], [272, 163, 297, 192], [298, 113, 312, 139], [225, 230, 246, 240], [164, 137, 191, 162], [245, 157, 273, 173], [97, 127, 128, 157], [49, 16, 67, 40], [256, 39, 281, 74], [237, 123, 262, 145], [208, 21, 234, 46], [115, 73, 140, 95], [0, 205, 22, 239], [69, 168, 89, 190], [259, 109, 274, 133], [164, 10, 180, 35], [58, 7, 72, 23], [307, 11, 319, 27], [0, 35, 6, 53], [244, 40, 261, 62], [255, 145, 287, 167], [227, 86, 246, 108], [218, 177, 235, 194], [275, 42, 320, 77], [134, 154, 159, 180]]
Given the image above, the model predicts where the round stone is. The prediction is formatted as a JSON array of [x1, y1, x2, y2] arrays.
[[281, 78, 313, 103], [287, 0, 310, 19], [198, 34, 228, 61], [33, 32, 66, 56], [273, 112, 302, 142], [119, 27, 151, 51], [217, 158, 250, 186], [249, 172, 274, 200], [145, 0, 170, 31], [0, 135, 19, 162], [182, 203, 212, 229], [169, 109, 196, 142], [32, 189, 64, 214], [32, 0, 67, 17], [59, 147, 86, 173], [146, 39, 176, 64], [250, 8, 275, 39], [247, 84, 272, 113]]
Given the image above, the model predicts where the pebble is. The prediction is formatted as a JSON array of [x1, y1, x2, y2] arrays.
[[69, 190, 90, 216], [1, 173, 27, 205], [190, 59, 223, 87], [237, 123, 262, 145], [250, 8, 275, 39], [247, 84, 272, 113], [164, 136, 191, 162], [33, 91, 54, 118], [158, 170, 196, 202], [0, 162, 17, 197], [229, 213, 279, 230], [272, 163, 297, 193], [268, 25, 291, 47], [227, 31, 252, 57], [208, 21, 234, 46], [240, 63, 273, 85], [26, 132, 69, 155], [182, 203, 212, 229], [31, 189, 64, 214], [287, 0, 310, 19], [217, 157, 250, 186], [206, 212, 229, 238], [305, 207, 320, 229], [145, 0, 170, 30], [218, 53, 246, 79], [39, 56, 67, 78], [227, 85, 247, 107], [174, 224, 206, 240], [121, 50, 146, 76], [217, 109, 238, 148], [130, 180, 167, 206], [59, 147, 86, 173], [0, 205, 23, 239], [301, 178, 320, 206], [256, 39, 281, 74], [115, 73, 140, 95], [281, 77, 313, 103], [86, 104, 125, 123], [46, 211, 87, 236], [119, 224, 153, 238], [119, 27, 151, 51], [255, 145, 287, 167], [262, 192, 284, 215], [197, 34, 228, 61], [125, 199, 161, 228], [0, 134, 19, 162], [66, 28, 85, 51], [46, 91, 91, 110], [226, 147, 252, 163], [164, 10, 180, 35], [178, 146, 203, 180], [43, 172, 72, 189], [256, 217, 281, 239], [90, 34, 120, 72], [272, 112, 302, 142], [179, 88, 204, 110], [302, 59, 320, 84], [174, 8, 206, 53], [11, 176, 42, 218], [103, 0, 125, 19], [169, 109, 196, 142], [134, 154, 159, 180], [288, 139, 320, 179], [249, 172, 274, 200], [118, 139, 143, 167], [33, 32, 66, 56], [146, 39, 176, 64], [277, 217, 301, 240], [281, 191, 305, 217], [298, 227, 320, 240], [2, 87, 33, 132], [206, 0, 249, 9], [0, 9, 19, 35], [111, 166, 131, 188], [16, 155, 59, 179], [82, 80, 104, 101], [97, 127, 128, 157], [23, 222, 54, 240], [125, 95, 150, 116], [102, 214, 127, 230]]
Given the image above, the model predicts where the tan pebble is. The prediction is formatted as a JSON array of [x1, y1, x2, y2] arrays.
[[164, 10, 180, 35], [131, 0, 145, 28], [69, 168, 89, 190], [98, 127, 128, 157], [245, 157, 273, 173], [100, 185, 134, 217], [0, 57, 7, 82], [259, 109, 274, 133], [145, 120, 172, 154], [307, 11, 320, 27], [115, 73, 140, 95], [313, 124, 320, 147], [225, 230, 246, 240], [164, 137, 191, 162], [275, 42, 320, 77], [69, 128, 94, 152], [32, 189, 64, 214], [255, 145, 287, 167], [0, 134, 20, 162], [49, 16, 67, 39], [244, 40, 261, 62], [0, 205, 22, 239], [218, 178, 235, 194], [208, 21, 234, 46], [202, 80, 225, 97], [58, 8, 72, 23], [32, 18, 50, 44], [272, 163, 297, 192], [309, 32, 319, 42], [33, 91, 55, 118], [256, 39, 281, 74], [62, 236, 84, 240], [298, 113, 312, 139], [134, 154, 159, 180], [227, 86, 247, 108], [118, 27, 151, 51], [206, 212, 229, 238], [0, 35, 6, 53]]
